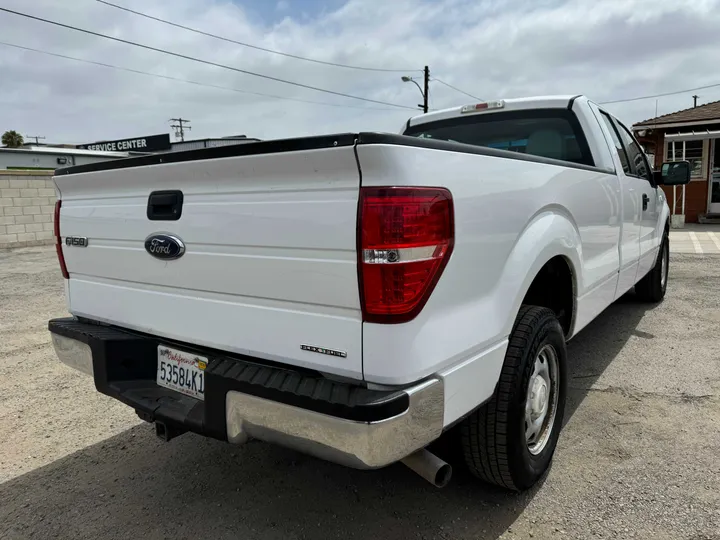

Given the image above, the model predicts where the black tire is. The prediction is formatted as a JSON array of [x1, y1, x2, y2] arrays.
[[459, 305, 567, 491], [635, 231, 669, 303]]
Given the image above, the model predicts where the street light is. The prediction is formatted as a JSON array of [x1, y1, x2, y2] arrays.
[[401, 66, 429, 113], [402, 76, 424, 100]]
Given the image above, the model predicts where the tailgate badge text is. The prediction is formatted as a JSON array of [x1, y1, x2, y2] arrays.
[[301, 344, 347, 358], [65, 236, 88, 247]]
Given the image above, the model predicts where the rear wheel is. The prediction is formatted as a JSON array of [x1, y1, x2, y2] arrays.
[[459, 305, 567, 491], [635, 231, 669, 303]]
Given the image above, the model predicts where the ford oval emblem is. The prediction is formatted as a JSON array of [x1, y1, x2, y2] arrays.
[[144, 234, 185, 260]]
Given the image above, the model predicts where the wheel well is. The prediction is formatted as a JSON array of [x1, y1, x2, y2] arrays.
[[521, 256, 575, 336]]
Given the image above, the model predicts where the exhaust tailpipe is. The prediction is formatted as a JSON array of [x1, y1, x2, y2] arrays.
[[401, 449, 452, 488]]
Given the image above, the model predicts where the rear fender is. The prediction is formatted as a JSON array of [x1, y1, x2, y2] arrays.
[[496, 210, 582, 338], [649, 194, 670, 268]]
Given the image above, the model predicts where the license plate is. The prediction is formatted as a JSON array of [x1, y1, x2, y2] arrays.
[[156, 345, 207, 400]]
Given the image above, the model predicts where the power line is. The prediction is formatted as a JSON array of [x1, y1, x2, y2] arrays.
[[431, 78, 483, 101], [0, 7, 417, 111], [0, 41, 404, 111], [600, 82, 720, 105], [429, 77, 720, 107], [96, 0, 420, 74]]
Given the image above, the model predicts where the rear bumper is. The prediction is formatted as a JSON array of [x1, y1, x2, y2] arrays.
[[48, 318, 444, 469]]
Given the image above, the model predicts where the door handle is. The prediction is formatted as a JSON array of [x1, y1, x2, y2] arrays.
[[642, 194, 649, 211], [147, 190, 183, 221]]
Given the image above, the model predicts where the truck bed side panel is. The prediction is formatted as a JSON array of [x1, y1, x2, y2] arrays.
[[356, 140, 621, 385]]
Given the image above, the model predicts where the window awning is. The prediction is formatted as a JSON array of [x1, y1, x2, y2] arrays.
[[664, 130, 720, 142]]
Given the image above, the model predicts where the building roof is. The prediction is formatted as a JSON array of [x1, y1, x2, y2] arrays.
[[633, 100, 720, 128], [22, 143, 76, 149]]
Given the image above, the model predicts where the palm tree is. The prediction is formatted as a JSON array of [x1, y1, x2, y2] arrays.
[[2, 130, 24, 148]]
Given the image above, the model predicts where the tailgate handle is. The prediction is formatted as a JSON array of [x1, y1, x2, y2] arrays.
[[147, 190, 183, 221]]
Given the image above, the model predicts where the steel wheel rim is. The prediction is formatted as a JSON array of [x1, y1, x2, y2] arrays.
[[525, 344, 559, 455], [661, 241, 668, 288]]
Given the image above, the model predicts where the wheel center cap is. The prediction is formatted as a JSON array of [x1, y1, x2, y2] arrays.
[[531, 379, 549, 417]]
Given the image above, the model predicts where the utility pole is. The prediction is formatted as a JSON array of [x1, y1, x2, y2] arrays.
[[422, 65, 429, 114], [692, 95, 699, 108], [169, 118, 191, 142], [25, 135, 45, 145]]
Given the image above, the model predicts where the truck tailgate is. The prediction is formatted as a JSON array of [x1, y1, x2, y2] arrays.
[[54, 136, 363, 380]]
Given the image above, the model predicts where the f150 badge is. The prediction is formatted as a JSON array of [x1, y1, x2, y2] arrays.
[[144, 234, 185, 260], [65, 236, 88, 247]]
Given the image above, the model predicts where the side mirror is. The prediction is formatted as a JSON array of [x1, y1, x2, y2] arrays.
[[654, 161, 691, 185]]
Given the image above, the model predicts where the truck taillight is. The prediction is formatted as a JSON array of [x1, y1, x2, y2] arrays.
[[54, 200, 69, 279], [359, 187, 454, 323]]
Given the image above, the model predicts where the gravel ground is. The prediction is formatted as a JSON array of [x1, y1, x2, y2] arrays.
[[1, 247, 719, 540]]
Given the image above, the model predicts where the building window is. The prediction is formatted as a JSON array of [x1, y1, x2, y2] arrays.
[[666, 140, 704, 178]]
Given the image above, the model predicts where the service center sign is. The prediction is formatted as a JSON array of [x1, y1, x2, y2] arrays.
[[78, 134, 171, 153]]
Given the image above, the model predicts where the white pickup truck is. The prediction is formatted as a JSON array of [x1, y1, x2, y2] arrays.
[[49, 95, 690, 490]]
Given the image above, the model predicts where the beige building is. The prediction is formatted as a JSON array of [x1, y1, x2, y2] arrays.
[[0, 171, 57, 249]]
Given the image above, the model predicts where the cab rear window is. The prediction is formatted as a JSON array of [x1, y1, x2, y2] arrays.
[[403, 109, 594, 167]]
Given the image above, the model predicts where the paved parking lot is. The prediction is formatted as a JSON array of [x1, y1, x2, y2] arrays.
[[670, 225, 720, 254], [1, 247, 719, 540]]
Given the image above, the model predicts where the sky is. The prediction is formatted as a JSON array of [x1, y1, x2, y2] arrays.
[[0, 0, 719, 144]]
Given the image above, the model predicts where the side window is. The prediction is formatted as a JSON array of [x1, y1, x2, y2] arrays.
[[614, 120, 651, 181], [599, 112, 631, 174]]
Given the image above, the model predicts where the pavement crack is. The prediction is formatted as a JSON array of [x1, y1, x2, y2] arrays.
[[572, 373, 602, 379], [574, 385, 715, 404]]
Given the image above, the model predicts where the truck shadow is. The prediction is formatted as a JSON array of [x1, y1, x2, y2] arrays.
[[0, 294, 655, 540], [0, 426, 532, 540], [563, 290, 655, 425]]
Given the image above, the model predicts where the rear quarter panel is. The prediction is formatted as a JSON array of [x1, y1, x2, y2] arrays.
[[357, 143, 621, 385]]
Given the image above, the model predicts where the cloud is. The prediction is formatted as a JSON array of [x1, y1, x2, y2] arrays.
[[275, 0, 289, 12], [0, 0, 719, 144]]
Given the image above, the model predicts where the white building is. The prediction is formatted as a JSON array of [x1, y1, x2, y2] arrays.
[[0, 146, 129, 171]]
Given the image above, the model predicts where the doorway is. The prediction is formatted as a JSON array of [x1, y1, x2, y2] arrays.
[[710, 139, 720, 214]]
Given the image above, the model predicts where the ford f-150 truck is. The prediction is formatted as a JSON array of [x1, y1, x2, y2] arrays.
[[49, 95, 690, 490]]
